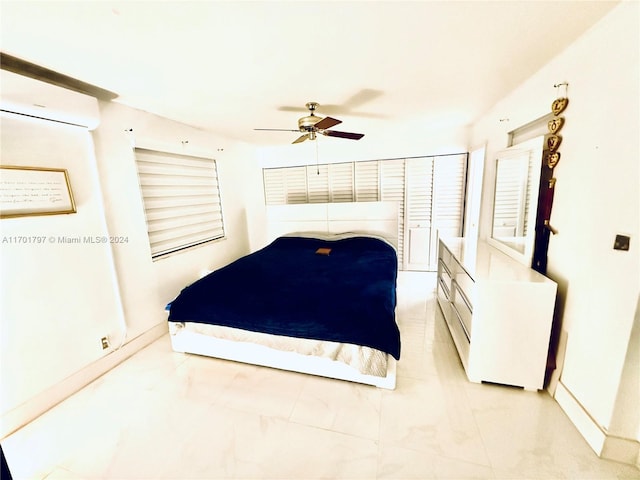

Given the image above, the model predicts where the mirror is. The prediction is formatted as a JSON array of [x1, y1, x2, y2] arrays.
[[489, 136, 544, 264]]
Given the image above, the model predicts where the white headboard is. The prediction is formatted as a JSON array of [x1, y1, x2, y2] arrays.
[[266, 201, 399, 249]]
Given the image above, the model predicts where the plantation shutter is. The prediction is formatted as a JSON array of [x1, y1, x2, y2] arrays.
[[306, 164, 329, 203], [263, 168, 286, 205], [432, 155, 467, 239], [380, 159, 406, 265], [261, 154, 467, 271], [406, 157, 434, 228], [493, 152, 528, 236], [522, 150, 536, 237], [135, 148, 225, 259], [329, 162, 354, 202], [354, 160, 380, 202], [284, 166, 308, 204], [405, 157, 434, 269]]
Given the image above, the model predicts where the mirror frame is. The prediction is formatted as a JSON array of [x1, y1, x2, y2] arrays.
[[487, 136, 544, 266]]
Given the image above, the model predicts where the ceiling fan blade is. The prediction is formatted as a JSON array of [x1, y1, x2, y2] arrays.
[[323, 130, 365, 140], [342, 88, 383, 109], [313, 116, 341, 130], [277, 106, 309, 113], [292, 134, 309, 144], [254, 128, 300, 132]]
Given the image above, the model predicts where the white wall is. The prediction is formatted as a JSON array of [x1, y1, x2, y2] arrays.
[[470, 0, 639, 446], [92, 101, 257, 340], [0, 112, 124, 426], [0, 82, 258, 437]]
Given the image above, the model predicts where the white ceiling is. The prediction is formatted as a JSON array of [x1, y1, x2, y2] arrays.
[[1, 1, 618, 146]]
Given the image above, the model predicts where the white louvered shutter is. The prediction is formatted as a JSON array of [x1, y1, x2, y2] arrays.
[[306, 164, 329, 203], [329, 162, 354, 203], [432, 155, 467, 263], [354, 160, 380, 202], [261, 154, 468, 272], [284, 166, 308, 204], [135, 148, 225, 259], [522, 151, 536, 237], [405, 157, 434, 270], [263, 168, 286, 205], [380, 159, 406, 265], [493, 153, 529, 236]]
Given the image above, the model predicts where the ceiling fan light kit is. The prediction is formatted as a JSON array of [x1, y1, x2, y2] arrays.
[[255, 101, 365, 144]]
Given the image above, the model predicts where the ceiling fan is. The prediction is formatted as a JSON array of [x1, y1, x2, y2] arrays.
[[254, 102, 364, 144]]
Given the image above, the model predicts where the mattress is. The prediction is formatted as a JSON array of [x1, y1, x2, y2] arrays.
[[169, 321, 389, 377]]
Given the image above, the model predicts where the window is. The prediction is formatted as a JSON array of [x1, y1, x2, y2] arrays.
[[262, 154, 467, 270], [135, 148, 225, 259]]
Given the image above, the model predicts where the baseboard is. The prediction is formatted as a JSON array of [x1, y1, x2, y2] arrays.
[[0, 322, 167, 440], [555, 380, 640, 469], [554, 380, 606, 455], [601, 435, 640, 466]]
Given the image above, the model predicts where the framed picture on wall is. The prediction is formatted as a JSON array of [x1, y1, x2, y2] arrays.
[[0, 165, 77, 218]]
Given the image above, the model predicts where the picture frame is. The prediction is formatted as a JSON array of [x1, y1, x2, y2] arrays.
[[0, 165, 77, 218]]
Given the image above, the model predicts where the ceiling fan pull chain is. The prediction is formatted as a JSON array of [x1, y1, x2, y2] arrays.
[[316, 136, 320, 175]]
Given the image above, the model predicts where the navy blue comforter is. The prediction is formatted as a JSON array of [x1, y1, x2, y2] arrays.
[[168, 235, 400, 359]]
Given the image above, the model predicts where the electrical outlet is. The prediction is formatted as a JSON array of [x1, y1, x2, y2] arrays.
[[101, 337, 109, 350]]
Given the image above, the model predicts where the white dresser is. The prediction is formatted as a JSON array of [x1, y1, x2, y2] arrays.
[[436, 237, 557, 391]]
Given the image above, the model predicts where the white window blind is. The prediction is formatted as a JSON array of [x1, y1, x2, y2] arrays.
[[135, 148, 225, 259]]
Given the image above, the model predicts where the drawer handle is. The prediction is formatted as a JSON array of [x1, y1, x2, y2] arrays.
[[451, 302, 471, 342], [439, 259, 452, 276]]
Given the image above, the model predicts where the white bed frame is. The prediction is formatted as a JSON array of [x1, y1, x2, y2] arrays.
[[169, 201, 400, 389], [265, 201, 399, 250]]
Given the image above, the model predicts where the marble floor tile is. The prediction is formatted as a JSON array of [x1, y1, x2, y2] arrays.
[[289, 374, 382, 440], [380, 376, 491, 467], [269, 421, 379, 479], [3, 271, 639, 480]]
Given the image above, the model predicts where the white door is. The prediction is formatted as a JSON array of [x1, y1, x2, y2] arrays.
[[429, 155, 468, 269], [405, 157, 433, 271], [464, 146, 485, 241]]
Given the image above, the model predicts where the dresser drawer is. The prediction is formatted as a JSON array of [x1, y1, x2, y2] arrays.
[[452, 282, 473, 337], [436, 280, 451, 318], [439, 241, 452, 266], [438, 259, 453, 292], [437, 274, 450, 301], [449, 305, 470, 369], [454, 268, 475, 306]]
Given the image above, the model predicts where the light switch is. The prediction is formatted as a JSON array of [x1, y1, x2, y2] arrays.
[[613, 234, 630, 251]]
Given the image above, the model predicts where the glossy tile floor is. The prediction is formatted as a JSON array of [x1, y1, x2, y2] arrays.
[[3, 272, 639, 480]]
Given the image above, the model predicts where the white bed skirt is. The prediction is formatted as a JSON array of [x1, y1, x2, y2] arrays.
[[169, 324, 397, 390]]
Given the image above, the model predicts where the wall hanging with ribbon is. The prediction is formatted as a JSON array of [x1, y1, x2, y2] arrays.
[[532, 82, 568, 274]]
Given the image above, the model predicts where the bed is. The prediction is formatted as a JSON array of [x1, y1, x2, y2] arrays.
[[167, 202, 401, 389]]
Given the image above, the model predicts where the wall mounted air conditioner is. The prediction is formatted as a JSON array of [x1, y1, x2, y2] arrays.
[[1, 69, 101, 129]]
